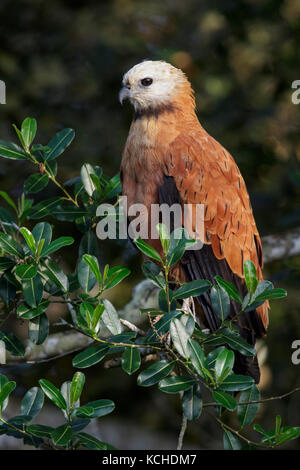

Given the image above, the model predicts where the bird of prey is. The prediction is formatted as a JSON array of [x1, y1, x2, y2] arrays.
[[119, 60, 268, 383]]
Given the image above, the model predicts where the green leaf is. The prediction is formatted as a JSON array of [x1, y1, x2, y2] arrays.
[[121, 347, 141, 375], [81, 163, 98, 196], [0, 232, 24, 258], [101, 299, 122, 335], [28, 313, 49, 345], [172, 279, 211, 300], [158, 376, 196, 394], [24, 173, 49, 194], [137, 360, 175, 387], [144, 311, 181, 344], [80, 254, 100, 289], [218, 374, 254, 392], [0, 381, 16, 405], [72, 344, 110, 369], [39, 379, 67, 410], [157, 223, 169, 254], [253, 288, 287, 301], [79, 231, 99, 258], [15, 264, 37, 280], [238, 384, 260, 428], [20, 227, 36, 254], [0, 257, 15, 271], [22, 275, 43, 308], [41, 258, 69, 292], [223, 429, 242, 450], [104, 266, 130, 290], [76, 432, 115, 450], [243, 260, 258, 294], [20, 387, 44, 419], [187, 339, 207, 379], [74, 405, 94, 417], [29, 197, 63, 219], [70, 372, 85, 406], [41, 236, 74, 256], [142, 261, 165, 288], [0, 140, 28, 160], [215, 276, 242, 304], [170, 317, 191, 358], [80, 399, 115, 418], [166, 228, 196, 266], [0, 331, 25, 356], [27, 424, 54, 438], [210, 285, 230, 322], [215, 349, 234, 383], [32, 222, 52, 250], [0, 276, 17, 305], [134, 238, 162, 263], [182, 383, 202, 421], [203, 327, 256, 356], [0, 191, 17, 213], [17, 300, 49, 320], [51, 424, 72, 446], [21, 117, 37, 148], [45, 128, 75, 161], [213, 391, 237, 411]]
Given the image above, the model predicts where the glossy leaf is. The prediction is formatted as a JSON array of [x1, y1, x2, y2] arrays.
[[134, 238, 162, 263], [28, 313, 49, 345], [24, 173, 49, 194], [21, 117, 37, 148], [0, 140, 28, 160], [213, 391, 237, 411], [39, 379, 67, 410], [72, 344, 110, 369], [0, 233, 24, 258], [121, 347, 141, 375], [45, 128, 75, 161], [78, 258, 97, 293], [210, 285, 230, 321], [20, 387, 44, 419], [101, 299, 122, 335], [15, 264, 37, 280], [223, 429, 242, 450], [218, 374, 254, 392], [182, 383, 203, 421], [41, 258, 69, 292], [41, 236, 74, 256], [158, 376, 196, 394], [0, 331, 25, 356], [238, 384, 260, 428], [214, 276, 242, 304], [243, 260, 258, 294], [172, 279, 211, 300], [22, 275, 43, 308], [170, 317, 190, 358], [51, 424, 72, 446], [137, 360, 175, 387], [215, 349, 234, 383]]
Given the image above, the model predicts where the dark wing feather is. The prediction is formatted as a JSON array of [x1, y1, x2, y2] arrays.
[[158, 174, 265, 383]]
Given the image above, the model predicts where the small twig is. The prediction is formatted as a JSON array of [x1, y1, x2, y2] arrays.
[[120, 318, 146, 336], [203, 386, 300, 408], [177, 414, 188, 450]]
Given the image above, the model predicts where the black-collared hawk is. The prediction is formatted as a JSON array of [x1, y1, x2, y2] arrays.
[[119, 60, 268, 383]]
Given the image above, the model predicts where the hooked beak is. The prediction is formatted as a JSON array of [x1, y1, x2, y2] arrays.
[[119, 83, 131, 105]]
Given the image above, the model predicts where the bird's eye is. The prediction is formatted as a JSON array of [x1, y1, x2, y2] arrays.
[[141, 77, 153, 87]]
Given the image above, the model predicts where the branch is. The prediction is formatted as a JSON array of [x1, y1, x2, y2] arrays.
[[4, 226, 300, 365], [262, 227, 300, 263]]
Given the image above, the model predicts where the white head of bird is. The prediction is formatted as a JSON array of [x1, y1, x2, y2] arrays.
[[119, 60, 190, 112]]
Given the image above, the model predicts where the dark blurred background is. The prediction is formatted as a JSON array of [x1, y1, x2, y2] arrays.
[[1, 0, 300, 450]]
